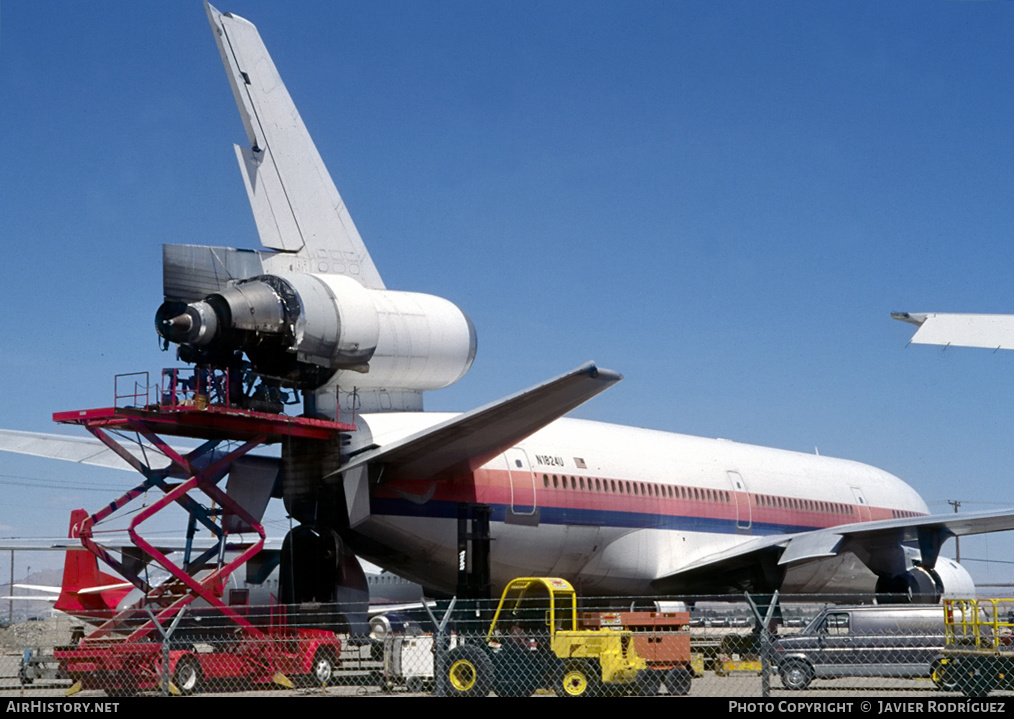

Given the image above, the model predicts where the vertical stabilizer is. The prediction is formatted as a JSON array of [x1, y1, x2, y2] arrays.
[[205, 2, 385, 288], [55, 510, 129, 619]]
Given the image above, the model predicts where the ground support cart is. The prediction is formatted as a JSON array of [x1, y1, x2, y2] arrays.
[[579, 610, 693, 694], [941, 597, 1014, 697]]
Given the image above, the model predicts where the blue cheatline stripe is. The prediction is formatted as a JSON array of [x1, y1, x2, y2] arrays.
[[370, 497, 819, 536]]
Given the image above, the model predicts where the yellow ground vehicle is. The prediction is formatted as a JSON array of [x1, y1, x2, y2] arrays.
[[445, 577, 646, 697], [940, 598, 1014, 696]]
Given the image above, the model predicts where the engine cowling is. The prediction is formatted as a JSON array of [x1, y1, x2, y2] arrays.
[[157, 273, 476, 392], [876, 558, 975, 604]]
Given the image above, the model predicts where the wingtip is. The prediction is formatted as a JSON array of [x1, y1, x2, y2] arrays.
[[891, 312, 928, 327], [579, 361, 623, 383]]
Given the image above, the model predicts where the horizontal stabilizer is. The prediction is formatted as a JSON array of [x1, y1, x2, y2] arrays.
[[338, 362, 622, 483], [892, 312, 1014, 350], [13, 584, 60, 594]]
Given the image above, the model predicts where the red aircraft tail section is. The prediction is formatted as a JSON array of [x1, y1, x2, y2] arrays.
[[54, 509, 131, 620]]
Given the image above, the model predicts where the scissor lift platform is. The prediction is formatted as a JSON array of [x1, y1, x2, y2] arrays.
[[49, 368, 355, 695], [53, 404, 355, 441]]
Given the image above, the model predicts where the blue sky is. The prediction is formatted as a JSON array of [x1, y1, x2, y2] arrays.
[[2, 1, 1014, 584]]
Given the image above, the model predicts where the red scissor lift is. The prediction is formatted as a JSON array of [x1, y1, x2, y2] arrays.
[[51, 369, 356, 695]]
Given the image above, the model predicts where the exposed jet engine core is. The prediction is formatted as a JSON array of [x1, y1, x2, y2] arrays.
[[157, 272, 476, 393]]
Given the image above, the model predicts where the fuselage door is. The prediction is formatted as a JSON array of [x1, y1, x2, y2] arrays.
[[727, 470, 752, 532], [850, 486, 872, 522], [506, 448, 538, 521]]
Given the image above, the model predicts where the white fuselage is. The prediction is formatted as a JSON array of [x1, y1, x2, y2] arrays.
[[346, 413, 929, 596]]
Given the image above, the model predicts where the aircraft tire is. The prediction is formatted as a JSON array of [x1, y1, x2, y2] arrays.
[[446, 645, 493, 697]]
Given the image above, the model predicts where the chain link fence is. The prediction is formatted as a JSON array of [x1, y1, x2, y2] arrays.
[[1, 595, 1007, 697]]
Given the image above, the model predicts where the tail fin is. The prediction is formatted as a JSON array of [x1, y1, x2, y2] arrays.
[[54, 510, 129, 619], [205, 2, 385, 288]]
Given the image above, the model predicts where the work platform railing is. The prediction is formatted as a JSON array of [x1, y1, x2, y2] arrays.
[[113, 368, 301, 414]]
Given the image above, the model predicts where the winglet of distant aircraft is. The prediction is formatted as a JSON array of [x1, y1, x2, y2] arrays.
[[892, 312, 1014, 350]]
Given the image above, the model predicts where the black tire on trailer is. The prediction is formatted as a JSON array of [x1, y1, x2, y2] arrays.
[[173, 655, 204, 696], [311, 648, 338, 686], [632, 669, 663, 695], [931, 658, 957, 692]]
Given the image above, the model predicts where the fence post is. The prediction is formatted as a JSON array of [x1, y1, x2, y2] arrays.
[[745, 590, 779, 698], [145, 606, 188, 696], [425, 597, 458, 696]]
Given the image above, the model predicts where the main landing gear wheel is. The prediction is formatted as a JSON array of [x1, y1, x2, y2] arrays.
[[445, 645, 493, 698]]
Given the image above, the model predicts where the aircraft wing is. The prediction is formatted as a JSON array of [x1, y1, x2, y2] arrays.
[[338, 362, 622, 483], [0, 536, 282, 553], [205, 3, 384, 288], [0, 429, 174, 472], [651, 508, 1014, 594], [892, 312, 1014, 350], [0, 430, 278, 519]]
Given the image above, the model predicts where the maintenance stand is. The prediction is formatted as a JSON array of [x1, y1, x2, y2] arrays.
[[50, 369, 355, 695]]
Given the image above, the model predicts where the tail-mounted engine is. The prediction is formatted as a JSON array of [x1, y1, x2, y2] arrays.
[[157, 272, 476, 394]]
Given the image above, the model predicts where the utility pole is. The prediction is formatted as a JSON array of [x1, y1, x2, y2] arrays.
[[948, 500, 962, 562]]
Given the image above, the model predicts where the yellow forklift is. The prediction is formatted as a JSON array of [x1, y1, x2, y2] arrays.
[[445, 577, 646, 697]]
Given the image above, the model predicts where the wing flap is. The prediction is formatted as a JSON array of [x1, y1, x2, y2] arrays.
[[339, 362, 622, 483]]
